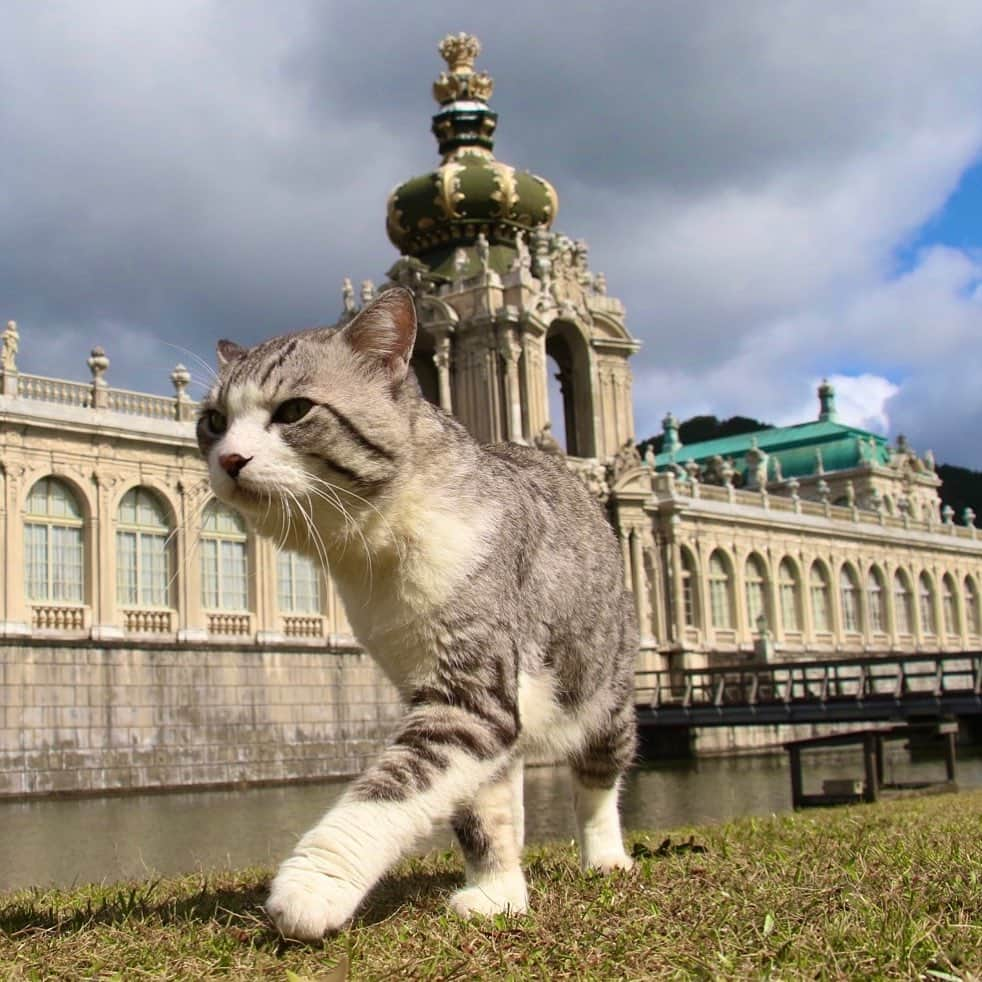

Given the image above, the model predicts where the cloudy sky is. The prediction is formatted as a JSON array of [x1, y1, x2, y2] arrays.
[[3, 2, 982, 464]]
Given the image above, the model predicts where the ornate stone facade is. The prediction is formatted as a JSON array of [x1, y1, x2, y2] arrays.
[[2, 34, 981, 790]]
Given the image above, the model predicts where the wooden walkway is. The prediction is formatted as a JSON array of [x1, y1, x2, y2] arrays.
[[635, 652, 982, 727], [784, 721, 958, 808]]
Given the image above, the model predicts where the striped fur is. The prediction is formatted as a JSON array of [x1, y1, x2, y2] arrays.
[[197, 288, 637, 940]]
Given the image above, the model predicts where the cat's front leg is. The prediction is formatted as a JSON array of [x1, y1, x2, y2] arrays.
[[266, 704, 515, 940]]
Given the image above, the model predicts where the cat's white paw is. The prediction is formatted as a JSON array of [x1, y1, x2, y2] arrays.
[[265, 858, 364, 941], [584, 852, 634, 874], [449, 870, 529, 919]]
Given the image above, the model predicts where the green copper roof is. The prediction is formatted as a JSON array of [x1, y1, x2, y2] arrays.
[[654, 419, 890, 480]]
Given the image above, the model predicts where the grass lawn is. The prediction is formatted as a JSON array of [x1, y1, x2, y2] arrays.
[[1, 789, 979, 980]]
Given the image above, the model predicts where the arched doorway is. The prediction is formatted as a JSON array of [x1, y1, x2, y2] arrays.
[[545, 320, 595, 458]]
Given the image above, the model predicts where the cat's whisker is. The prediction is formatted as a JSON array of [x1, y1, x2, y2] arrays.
[[297, 491, 333, 582], [323, 479, 406, 565], [158, 340, 220, 385], [304, 483, 374, 595]]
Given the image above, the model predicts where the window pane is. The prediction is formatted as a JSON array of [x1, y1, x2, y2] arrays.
[[811, 567, 830, 632], [25, 523, 49, 601], [116, 531, 138, 605], [919, 576, 935, 635], [140, 532, 169, 606], [220, 541, 247, 609], [201, 539, 219, 609], [51, 525, 83, 602]]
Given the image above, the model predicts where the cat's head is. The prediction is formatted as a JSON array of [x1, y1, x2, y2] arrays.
[[196, 287, 418, 547]]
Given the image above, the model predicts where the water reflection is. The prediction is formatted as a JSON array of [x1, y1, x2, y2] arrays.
[[1, 748, 979, 892]]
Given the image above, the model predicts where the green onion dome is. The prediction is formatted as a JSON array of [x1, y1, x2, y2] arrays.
[[386, 34, 559, 265]]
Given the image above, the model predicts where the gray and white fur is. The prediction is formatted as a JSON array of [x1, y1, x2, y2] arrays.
[[196, 287, 637, 940]]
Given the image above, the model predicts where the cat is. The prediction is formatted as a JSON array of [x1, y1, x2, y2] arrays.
[[196, 286, 638, 941]]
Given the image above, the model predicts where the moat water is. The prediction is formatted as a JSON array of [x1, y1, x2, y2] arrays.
[[2, 748, 980, 892]]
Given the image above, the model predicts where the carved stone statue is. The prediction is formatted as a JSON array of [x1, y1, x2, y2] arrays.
[[514, 231, 531, 271], [341, 277, 356, 314], [643, 445, 656, 468], [453, 247, 469, 277], [1, 321, 19, 373], [924, 449, 936, 472], [533, 422, 564, 456], [360, 280, 376, 307], [593, 272, 607, 296], [475, 232, 490, 273]]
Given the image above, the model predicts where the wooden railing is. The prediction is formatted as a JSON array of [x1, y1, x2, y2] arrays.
[[635, 652, 982, 726]]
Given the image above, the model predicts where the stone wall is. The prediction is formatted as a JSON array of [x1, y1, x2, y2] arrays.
[[0, 640, 402, 797]]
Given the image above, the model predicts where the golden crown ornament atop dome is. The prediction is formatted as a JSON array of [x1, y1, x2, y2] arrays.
[[433, 32, 495, 105]]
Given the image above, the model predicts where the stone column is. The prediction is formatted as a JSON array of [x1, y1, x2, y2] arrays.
[[177, 482, 207, 642], [255, 535, 285, 643], [669, 534, 685, 644], [432, 335, 453, 413], [89, 472, 123, 640], [629, 525, 652, 640], [498, 329, 524, 443], [0, 463, 29, 635]]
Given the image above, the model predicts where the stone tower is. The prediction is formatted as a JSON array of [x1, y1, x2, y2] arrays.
[[378, 33, 639, 460]]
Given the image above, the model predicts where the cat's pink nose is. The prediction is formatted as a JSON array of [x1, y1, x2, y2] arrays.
[[219, 453, 253, 479]]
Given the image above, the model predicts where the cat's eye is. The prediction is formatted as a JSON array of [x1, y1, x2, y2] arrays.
[[201, 409, 227, 435], [272, 398, 315, 425]]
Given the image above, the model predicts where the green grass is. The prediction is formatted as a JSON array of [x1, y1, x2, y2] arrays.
[[1, 790, 980, 980]]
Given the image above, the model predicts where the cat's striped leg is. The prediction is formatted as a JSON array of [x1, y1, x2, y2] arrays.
[[266, 702, 516, 941], [571, 714, 636, 873], [449, 757, 527, 918]]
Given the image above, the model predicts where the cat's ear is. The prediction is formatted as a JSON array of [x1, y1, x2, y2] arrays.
[[216, 340, 247, 367], [341, 287, 417, 385]]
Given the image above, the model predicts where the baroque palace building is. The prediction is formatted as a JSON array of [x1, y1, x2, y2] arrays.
[[1, 34, 980, 794]]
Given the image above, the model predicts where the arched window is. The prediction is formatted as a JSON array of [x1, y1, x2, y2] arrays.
[[867, 567, 887, 634], [840, 565, 861, 633], [964, 576, 982, 636], [941, 575, 958, 636], [965, 577, 981, 636], [680, 548, 699, 628], [778, 558, 801, 632], [708, 551, 733, 629], [809, 562, 832, 632], [25, 477, 84, 603], [918, 572, 936, 636], [744, 554, 769, 631], [201, 502, 248, 610], [116, 487, 171, 607], [893, 571, 913, 635], [277, 550, 321, 614]]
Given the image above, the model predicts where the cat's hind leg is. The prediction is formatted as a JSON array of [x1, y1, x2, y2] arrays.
[[570, 715, 636, 873], [449, 757, 528, 918]]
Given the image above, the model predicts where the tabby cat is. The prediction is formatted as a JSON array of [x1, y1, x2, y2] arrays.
[[196, 287, 637, 940]]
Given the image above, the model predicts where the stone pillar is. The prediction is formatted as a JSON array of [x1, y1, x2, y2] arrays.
[[498, 329, 524, 443], [255, 535, 285, 643], [432, 335, 453, 413], [0, 464, 29, 635], [669, 531, 685, 644], [629, 526, 651, 640], [177, 482, 208, 642], [89, 472, 124, 640]]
